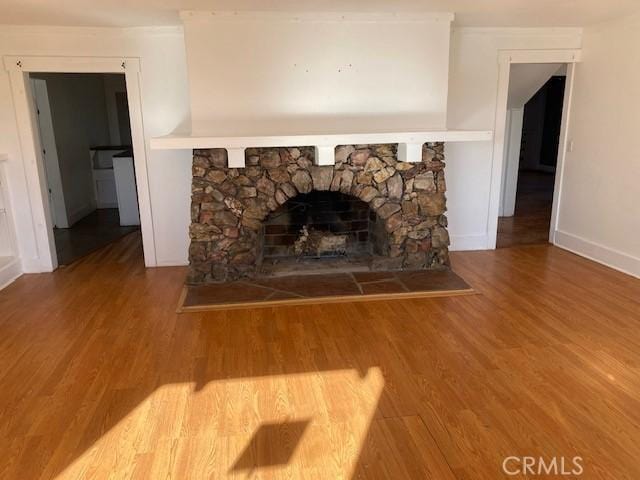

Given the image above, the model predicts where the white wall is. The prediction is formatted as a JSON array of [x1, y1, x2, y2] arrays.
[[555, 14, 640, 277], [0, 26, 192, 270], [446, 27, 582, 249], [182, 12, 453, 135]]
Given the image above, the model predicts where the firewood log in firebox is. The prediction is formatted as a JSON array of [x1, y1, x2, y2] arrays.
[[293, 226, 348, 257]]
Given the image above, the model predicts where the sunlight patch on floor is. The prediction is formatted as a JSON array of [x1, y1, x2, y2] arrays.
[[55, 368, 385, 479]]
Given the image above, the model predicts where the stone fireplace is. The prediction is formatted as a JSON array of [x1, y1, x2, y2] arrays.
[[188, 143, 450, 283]]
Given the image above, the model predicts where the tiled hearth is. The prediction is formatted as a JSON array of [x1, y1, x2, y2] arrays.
[[180, 269, 473, 311]]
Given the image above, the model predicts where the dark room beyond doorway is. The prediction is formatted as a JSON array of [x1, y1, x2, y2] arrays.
[[498, 74, 566, 248], [30, 72, 142, 266]]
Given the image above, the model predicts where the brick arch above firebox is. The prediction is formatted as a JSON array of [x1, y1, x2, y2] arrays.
[[188, 143, 450, 284]]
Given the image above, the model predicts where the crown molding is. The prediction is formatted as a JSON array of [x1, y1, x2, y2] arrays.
[[452, 26, 583, 37], [0, 24, 183, 37], [180, 10, 454, 24]]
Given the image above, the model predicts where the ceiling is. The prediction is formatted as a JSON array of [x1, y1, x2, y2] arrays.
[[0, 0, 638, 28]]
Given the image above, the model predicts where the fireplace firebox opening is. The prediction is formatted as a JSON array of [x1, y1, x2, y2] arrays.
[[259, 191, 388, 274]]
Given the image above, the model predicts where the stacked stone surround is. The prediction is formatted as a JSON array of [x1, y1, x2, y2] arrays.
[[189, 143, 450, 283]]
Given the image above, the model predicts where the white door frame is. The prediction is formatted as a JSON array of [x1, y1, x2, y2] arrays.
[[488, 49, 581, 249], [3, 56, 156, 270]]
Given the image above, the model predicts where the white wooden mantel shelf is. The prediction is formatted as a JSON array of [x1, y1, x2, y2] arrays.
[[150, 130, 493, 167]]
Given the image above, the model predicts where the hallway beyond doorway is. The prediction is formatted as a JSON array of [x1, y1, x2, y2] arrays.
[[497, 170, 555, 248]]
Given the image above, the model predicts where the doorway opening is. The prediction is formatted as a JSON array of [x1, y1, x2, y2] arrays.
[[497, 64, 567, 248], [30, 73, 141, 266]]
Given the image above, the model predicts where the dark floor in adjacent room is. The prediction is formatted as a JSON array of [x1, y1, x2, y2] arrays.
[[497, 170, 555, 248], [53, 208, 139, 265]]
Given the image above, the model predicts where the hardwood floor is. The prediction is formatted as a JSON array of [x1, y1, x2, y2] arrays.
[[497, 170, 556, 248], [1, 232, 639, 479]]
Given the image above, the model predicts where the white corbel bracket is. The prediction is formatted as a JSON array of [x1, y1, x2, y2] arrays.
[[315, 145, 336, 166], [227, 148, 246, 168], [397, 143, 423, 163]]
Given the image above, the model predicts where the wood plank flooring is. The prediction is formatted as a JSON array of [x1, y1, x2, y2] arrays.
[[1, 231, 639, 479], [497, 170, 555, 248]]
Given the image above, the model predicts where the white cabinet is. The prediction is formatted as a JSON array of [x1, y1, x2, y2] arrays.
[[89, 148, 140, 226], [93, 170, 118, 209], [89, 149, 120, 209]]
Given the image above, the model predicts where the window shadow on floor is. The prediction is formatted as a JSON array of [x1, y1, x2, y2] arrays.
[[230, 419, 311, 473]]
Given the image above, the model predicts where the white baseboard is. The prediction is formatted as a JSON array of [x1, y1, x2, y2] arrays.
[[553, 230, 640, 279], [0, 257, 22, 290], [155, 258, 189, 267], [19, 256, 51, 273], [450, 233, 490, 251]]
